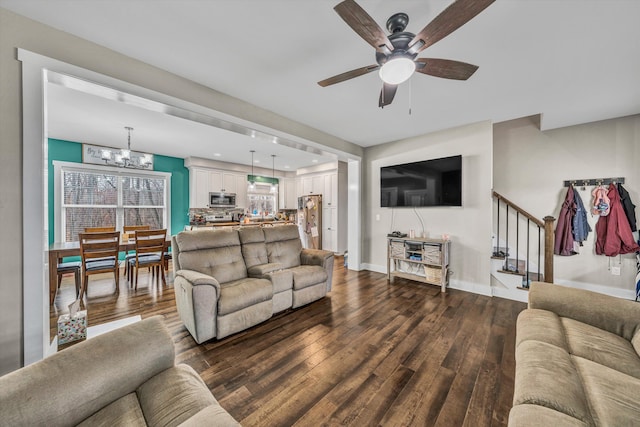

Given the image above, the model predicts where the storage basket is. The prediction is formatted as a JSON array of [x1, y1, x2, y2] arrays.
[[424, 265, 442, 283], [423, 244, 442, 264], [390, 241, 405, 258]]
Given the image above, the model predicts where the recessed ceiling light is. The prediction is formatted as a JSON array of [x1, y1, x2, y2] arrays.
[[272, 137, 278, 144], [254, 160, 260, 163], [312, 159, 318, 163], [213, 153, 221, 157], [284, 165, 290, 169]]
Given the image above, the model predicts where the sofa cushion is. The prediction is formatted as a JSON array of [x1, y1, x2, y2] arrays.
[[263, 225, 302, 269], [238, 227, 269, 268], [177, 230, 247, 284], [218, 278, 273, 316], [514, 340, 591, 423], [137, 364, 217, 427], [516, 309, 568, 350], [77, 393, 146, 427], [289, 265, 328, 290], [562, 317, 640, 379], [508, 404, 588, 427], [573, 356, 640, 427]]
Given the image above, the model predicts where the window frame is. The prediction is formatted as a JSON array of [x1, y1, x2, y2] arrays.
[[53, 160, 171, 242]]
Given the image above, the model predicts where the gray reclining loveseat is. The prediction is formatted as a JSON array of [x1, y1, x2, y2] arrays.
[[172, 224, 334, 343]]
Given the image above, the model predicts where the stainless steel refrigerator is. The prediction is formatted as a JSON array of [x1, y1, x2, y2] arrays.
[[298, 195, 322, 249]]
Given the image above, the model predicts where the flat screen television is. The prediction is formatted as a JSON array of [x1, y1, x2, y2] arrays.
[[380, 155, 462, 207]]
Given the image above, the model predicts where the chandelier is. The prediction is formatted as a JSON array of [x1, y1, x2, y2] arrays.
[[100, 126, 152, 168]]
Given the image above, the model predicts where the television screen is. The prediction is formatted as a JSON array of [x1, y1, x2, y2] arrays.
[[380, 155, 462, 207]]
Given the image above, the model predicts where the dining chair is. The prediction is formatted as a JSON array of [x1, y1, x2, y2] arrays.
[[78, 231, 121, 300], [122, 225, 151, 278], [57, 260, 81, 299], [84, 226, 116, 233], [128, 229, 167, 289]]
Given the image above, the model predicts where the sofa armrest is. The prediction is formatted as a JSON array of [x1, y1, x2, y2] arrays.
[[529, 281, 640, 341], [301, 248, 335, 292], [247, 262, 283, 278], [0, 316, 174, 426], [176, 269, 221, 292], [301, 248, 333, 266], [174, 270, 220, 344]]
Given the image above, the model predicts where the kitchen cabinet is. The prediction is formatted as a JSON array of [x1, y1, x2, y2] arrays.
[[191, 169, 210, 208], [296, 163, 347, 253], [278, 178, 297, 210], [189, 167, 247, 208], [235, 175, 247, 209]]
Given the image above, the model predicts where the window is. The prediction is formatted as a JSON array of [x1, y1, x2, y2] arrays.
[[55, 162, 170, 242], [247, 183, 277, 218]]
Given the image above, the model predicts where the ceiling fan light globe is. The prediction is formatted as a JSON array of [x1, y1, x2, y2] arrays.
[[379, 57, 415, 85]]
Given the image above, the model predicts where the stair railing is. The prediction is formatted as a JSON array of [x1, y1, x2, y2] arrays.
[[492, 191, 555, 285]]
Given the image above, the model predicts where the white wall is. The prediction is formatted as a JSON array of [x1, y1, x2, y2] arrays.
[[0, 7, 362, 375], [494, 115, 640, 297], [363, 121, 494, 295]]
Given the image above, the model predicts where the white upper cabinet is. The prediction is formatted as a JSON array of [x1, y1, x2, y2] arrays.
[[191, 168, 210, 208]]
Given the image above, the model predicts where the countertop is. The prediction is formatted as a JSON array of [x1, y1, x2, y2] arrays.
[[190, 220, 295, 228]]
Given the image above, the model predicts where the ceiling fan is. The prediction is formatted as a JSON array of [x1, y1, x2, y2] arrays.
[[318, 0, 495, 108]]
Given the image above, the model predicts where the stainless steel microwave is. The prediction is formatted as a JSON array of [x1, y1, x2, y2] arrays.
[[209, 192, 237, 208]]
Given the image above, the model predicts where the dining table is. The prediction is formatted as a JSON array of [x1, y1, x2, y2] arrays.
[[48, 238, 171, 305]]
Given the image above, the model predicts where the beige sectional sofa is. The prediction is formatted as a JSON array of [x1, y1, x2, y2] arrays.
[[0, 316, 238, 427], [510, 282, 640, 426], [172, 224, 334, 343]]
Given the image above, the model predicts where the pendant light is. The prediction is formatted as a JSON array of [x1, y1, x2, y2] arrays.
[[270, 154, 277, 193], [248, 150, 256, 190]]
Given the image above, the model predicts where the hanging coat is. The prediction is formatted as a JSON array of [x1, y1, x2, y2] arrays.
[[554, 186, 577, 256], [617, 183, 637, 232], [572, 189, 591, 244], [595, 184, 640, 256]]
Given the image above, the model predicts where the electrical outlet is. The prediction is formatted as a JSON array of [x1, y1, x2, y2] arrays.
[[611, 266, 621, 276]]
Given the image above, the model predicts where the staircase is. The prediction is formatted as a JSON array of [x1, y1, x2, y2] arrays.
[[491, 191, 555, 302]]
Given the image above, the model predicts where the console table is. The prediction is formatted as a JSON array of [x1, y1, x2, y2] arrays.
[[387, 236, 451, 292]]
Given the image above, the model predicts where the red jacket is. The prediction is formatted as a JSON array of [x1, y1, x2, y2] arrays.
[[595, 184, 640, 256]]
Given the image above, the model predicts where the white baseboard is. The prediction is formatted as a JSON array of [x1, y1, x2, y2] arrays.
[[449, 279, 492, 297], [361, 264, 493, 297], [492, 286, 529, 303], [361, 263, 386, 274]]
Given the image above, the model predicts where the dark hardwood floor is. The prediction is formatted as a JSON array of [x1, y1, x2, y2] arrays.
[[51, 257, 525, 426]]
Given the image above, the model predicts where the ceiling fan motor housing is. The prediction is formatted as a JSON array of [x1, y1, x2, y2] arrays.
[[375, 31, 418, 66]]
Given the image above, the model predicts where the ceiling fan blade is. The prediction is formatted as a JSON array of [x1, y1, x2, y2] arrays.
[[415, 58, 479, 80], [318, 64, 379, 87], [378, 83, 397, 108], [334, 0, 394, 53], [409, 0, 495, 54]]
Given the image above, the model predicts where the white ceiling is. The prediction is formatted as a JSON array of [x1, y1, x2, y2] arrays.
[[3, 0, 640, 166]]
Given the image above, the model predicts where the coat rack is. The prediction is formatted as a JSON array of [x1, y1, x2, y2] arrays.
[[563, 177, 625, 188]]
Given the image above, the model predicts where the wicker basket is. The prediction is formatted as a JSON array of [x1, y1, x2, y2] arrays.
[[390, 241, 405, 258], [423, 244, 442, 264], [424, 265, 442, 283]]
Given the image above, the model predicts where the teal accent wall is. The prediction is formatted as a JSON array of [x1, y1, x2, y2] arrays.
[[153, 154, 190, 235], [48, 139, 82, 245], [48, 139, 189, 244]]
